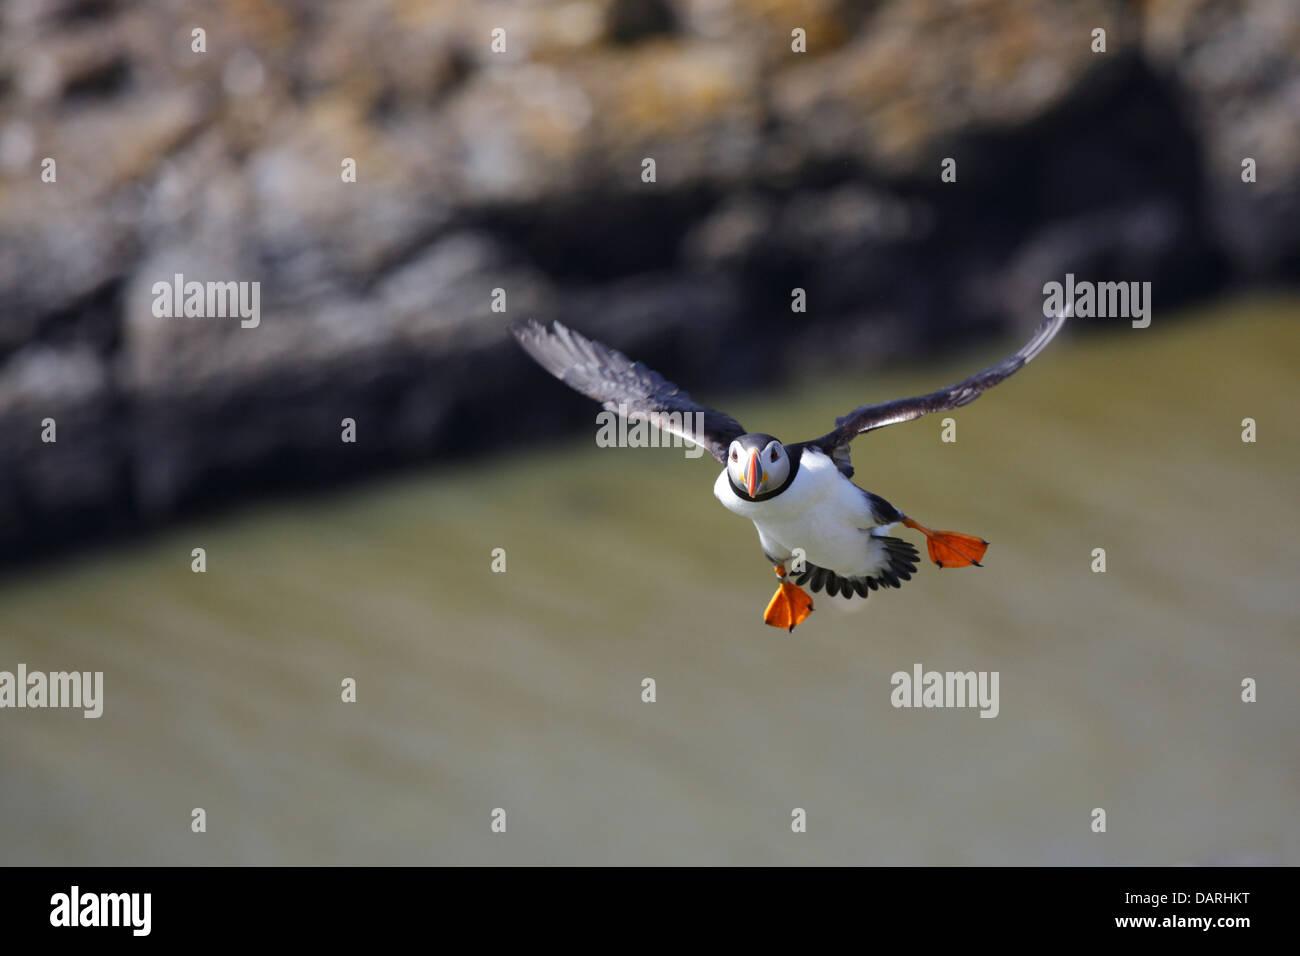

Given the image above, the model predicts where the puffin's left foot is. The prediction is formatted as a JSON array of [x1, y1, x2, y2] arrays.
[[764, 580, 815, 632], [903, 517, 988, 568]]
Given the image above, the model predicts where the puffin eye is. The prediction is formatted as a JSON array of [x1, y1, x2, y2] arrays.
[[770, 446, 780, 463], [730, 449, 738, 462]]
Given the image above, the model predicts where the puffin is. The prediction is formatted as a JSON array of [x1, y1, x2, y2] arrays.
[[512, 310, 1068, 631]]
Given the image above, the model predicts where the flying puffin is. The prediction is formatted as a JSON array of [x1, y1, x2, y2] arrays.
[[512, 310, 1068, 631]]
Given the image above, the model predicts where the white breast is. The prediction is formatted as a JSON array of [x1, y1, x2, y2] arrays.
[[713, 449, 894, 577]]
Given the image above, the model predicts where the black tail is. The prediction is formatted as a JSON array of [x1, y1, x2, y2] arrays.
[[792, 536, 919, 600]]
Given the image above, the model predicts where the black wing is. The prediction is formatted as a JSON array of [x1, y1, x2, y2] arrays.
[[512, 321, 745, 464], [807, 308, 1069, 477]]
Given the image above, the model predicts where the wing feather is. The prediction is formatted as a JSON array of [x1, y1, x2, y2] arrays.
[[512, 321, 745, 464], [809, 307, 1070, 476]]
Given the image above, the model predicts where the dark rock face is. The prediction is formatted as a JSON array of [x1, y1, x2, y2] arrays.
[[0, 0, 1294, 564]]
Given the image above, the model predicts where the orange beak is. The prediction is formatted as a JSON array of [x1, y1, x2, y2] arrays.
[[746, 450, 761, 497]]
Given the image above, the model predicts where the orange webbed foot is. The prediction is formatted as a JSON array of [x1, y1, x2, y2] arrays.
[[764, 580, 815, 632], [903, 517, 988, 568]]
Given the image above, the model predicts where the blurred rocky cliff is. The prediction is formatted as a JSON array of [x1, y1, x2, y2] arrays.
[[0, 0, 1297, 562]]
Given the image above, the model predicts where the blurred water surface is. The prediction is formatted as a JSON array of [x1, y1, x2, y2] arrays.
[[1, 298, 1297, 865]]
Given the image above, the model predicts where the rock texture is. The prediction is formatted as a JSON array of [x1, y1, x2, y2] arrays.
[[0, 0, 1296, 562]]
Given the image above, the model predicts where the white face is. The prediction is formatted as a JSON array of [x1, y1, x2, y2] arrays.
[[728, 439, 789, 497]]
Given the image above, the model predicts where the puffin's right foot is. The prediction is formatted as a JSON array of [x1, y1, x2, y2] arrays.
[[764, 580, 815, 632], [902, 517, 988, 568]]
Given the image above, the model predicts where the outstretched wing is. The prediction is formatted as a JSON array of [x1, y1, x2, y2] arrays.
[[807, 308, 1069, 477], [512, 320, 746, 464]]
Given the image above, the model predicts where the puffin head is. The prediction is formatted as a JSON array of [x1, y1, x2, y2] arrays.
[[727, 433, 790, 498]]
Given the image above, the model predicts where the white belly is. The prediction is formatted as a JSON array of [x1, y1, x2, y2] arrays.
[[713, 449, 894, 577]]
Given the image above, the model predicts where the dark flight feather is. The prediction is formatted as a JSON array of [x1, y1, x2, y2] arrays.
[[792, 537, 920, 601], [512, 321, 745, 464], [806, 308, 1070, 477]]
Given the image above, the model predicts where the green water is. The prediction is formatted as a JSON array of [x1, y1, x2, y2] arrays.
[[2, 297, 1297, 864]]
